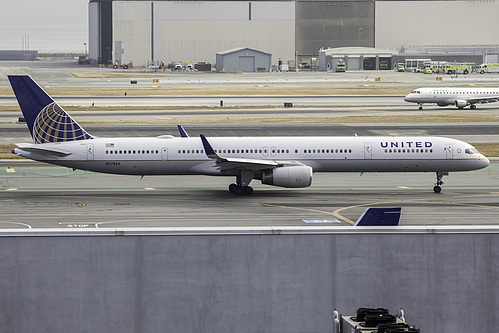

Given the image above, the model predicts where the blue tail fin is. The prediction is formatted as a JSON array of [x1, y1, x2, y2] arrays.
[[8, 75, 93, 143], [354, 207, 401, 226]]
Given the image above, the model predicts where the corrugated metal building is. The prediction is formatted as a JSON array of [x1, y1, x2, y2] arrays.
[[89, 0, 294, 67], [0, 50, 38, 61], [88, 0, 499, 68], [216, 47, 271, 72]]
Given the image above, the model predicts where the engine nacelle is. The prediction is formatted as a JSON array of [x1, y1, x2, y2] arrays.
[[455, 99, 467, 109], [261, 165, 313, 188]]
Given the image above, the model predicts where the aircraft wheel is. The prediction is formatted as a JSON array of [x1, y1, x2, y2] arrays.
[[470, 104, 476, 110], [233, 186, 243, 195], [433, 185, 442, 193], [243, 186, 253, 195], [229, 183, 238, 193], [419, 106, 423, 110]]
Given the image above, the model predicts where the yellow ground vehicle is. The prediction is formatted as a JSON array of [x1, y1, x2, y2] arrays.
[[444, 64, 472, 75], [336, 59, 346, 72], [478, 63, 499, 74]]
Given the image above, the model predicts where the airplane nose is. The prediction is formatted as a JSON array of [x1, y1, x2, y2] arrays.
[[403, 95, 411, 102], [479, 155, 490, 168]]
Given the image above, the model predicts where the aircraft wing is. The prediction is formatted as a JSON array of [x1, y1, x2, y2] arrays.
[[467, 95, 499, 104], [200, 134, 279, 171], [14, 143, 73, 157]]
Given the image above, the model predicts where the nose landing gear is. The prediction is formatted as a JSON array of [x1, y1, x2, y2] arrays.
[[433, 171, 448, 193]]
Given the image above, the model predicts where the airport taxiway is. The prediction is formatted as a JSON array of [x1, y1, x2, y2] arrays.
[[1, 159, 498, 229]]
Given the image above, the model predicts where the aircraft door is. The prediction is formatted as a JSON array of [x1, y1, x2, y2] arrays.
[[161, 148, 168, 160], [271, 146, 277, 157], [86, 143, 94, 161], [446, 144, 453, 159], [364, 142, 372, 159], [262, 147, 269, 157]]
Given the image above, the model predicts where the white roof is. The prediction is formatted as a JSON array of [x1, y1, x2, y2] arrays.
[[217, 47, 271, 56], [319, 47, 394, 57]]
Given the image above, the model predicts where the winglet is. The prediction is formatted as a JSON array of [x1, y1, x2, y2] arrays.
[[177, 125, 189, 138], [200, 134, 219, 159], [354, 207, 401, 226]]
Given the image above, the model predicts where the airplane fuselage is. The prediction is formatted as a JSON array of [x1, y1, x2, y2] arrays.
[[14, 136, 489, 176], [9, 74, 490, 194], [404, 87, 499, 109]]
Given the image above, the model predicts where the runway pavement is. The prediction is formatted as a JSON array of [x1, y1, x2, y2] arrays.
[[1, 123, 498, 145]]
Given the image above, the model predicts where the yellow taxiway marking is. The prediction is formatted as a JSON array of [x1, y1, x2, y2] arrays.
[[6, 168, 15, 173], [144, 188, 156, 190], [5, 188, 17, 191]]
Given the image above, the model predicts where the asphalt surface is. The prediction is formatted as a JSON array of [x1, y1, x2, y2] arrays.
[[1, 158, 498, 229], [1, 60, 498, 229], [1, 123, 498, 144]]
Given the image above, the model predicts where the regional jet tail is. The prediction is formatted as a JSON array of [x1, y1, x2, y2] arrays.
[[9, 75, 490, 194], [404, 87, 499, 110]]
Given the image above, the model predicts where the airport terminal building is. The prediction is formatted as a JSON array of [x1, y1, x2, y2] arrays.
[[88, 0, 499, 68]]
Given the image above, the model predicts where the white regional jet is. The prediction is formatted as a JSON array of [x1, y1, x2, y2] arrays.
[[9, 75, 489, 194], [404, 87, 499, 110]]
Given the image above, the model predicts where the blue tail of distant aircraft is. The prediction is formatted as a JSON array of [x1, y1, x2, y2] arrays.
[[8, 75, 93, 144], [354, 207, 401, 226]]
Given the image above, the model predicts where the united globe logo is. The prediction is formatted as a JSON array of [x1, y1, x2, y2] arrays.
[[32, 102, 92, 143]]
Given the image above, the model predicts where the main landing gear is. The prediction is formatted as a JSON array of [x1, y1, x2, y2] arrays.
[[433, 171, 448, 193], [229, 183, 253, 195], [418, 104, 423, 110], [229, 170, 254, 195]]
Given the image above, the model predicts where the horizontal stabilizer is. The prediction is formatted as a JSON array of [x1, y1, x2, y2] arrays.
[[14, 144, 72, 157], [354, 207, 401, 226]]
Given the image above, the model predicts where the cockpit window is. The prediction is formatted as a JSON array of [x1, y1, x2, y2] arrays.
[[411, 90, 420, 94], [465, 148, 479, 155]]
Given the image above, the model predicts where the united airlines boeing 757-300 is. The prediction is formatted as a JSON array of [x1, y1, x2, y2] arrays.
[[404, 87, 499, 110], [9, 75, 489, 194]]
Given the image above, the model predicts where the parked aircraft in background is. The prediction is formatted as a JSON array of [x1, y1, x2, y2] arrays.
[[404, 87, 499, 110], [9, 75, 489, 194]]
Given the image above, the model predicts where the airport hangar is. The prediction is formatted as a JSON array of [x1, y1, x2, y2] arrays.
[[89, 0, 499, 68]]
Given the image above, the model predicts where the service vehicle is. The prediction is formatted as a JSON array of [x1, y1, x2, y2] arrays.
[[477, 63, 499, 74]]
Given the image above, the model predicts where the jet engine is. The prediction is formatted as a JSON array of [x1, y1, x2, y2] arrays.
[[455, 100, 467, 109], [261, 165, 313, 188]]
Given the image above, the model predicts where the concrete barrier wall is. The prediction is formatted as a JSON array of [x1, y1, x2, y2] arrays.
[[1, 230, 498, 332]]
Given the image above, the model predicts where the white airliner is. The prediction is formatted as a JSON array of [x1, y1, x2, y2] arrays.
[[9, 75, 489, 194], [404, 87, 499, 110]]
